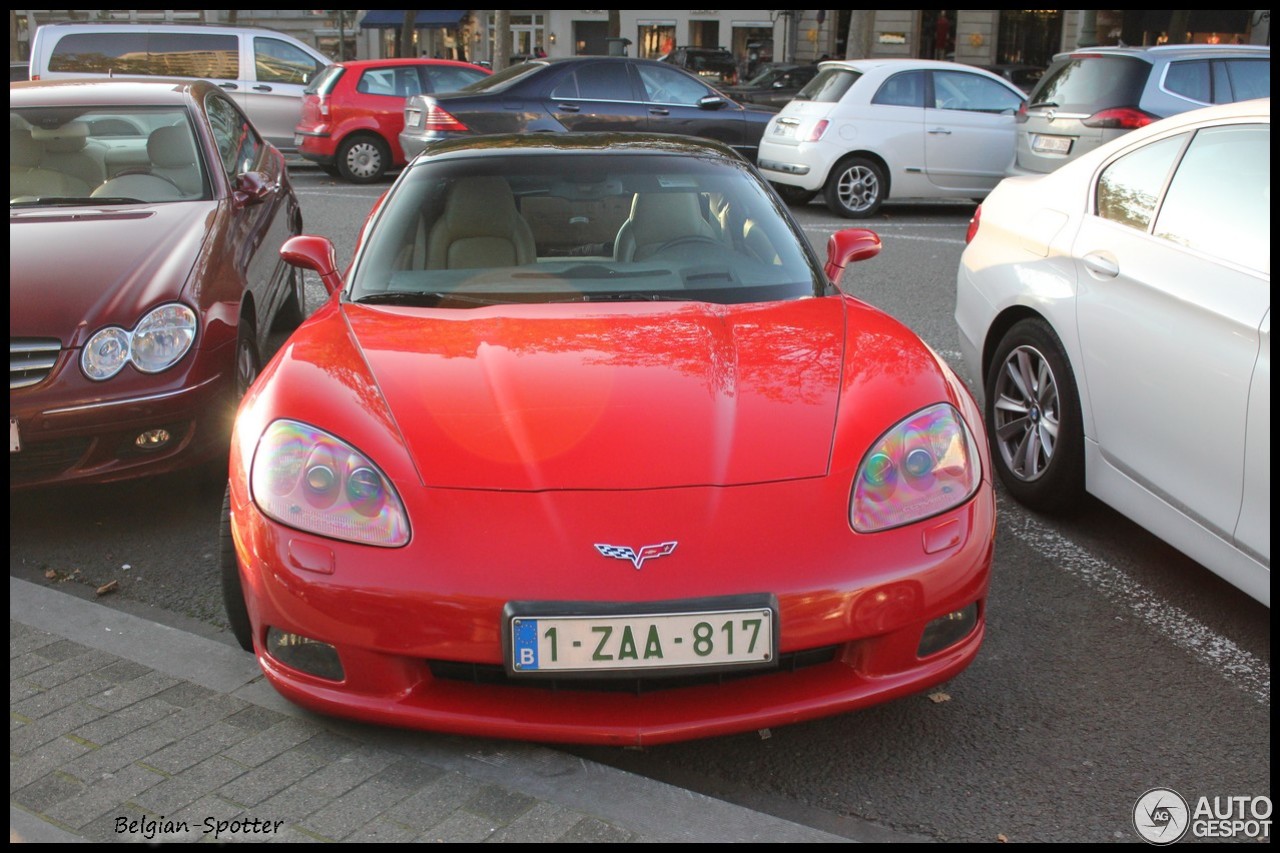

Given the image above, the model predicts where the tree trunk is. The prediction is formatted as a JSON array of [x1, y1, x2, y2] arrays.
[[494, 10, 510, 72], [845, 10, 874, 60], [1167, 10, 1191, 45], [608, 11, 620, 39], [400, 11, 417, 58]]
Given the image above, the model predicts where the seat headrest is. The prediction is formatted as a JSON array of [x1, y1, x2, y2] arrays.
[[628, 193, 710, 248], [443, 176, 522, 236], [10, 129, 42, 168], [148, 125, 197, 168], [31, 121, 89, 153]]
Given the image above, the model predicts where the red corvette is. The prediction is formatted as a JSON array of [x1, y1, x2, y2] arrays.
[[224, 134, 994, 746]]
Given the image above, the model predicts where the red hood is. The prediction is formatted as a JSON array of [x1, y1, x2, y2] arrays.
[[10, 202, 215, 345], [344, 298, 845, 490]]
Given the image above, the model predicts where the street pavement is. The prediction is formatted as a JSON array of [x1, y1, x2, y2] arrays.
[[10, 577, 846, 843]]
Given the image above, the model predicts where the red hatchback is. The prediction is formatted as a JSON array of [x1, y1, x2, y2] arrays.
[[295, 58, 489, 183]]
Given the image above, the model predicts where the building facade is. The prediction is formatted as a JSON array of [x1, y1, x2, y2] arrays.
[[12, 10, 1272, 69]]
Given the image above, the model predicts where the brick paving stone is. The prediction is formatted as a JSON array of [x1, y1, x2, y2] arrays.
[[167, 793, 246, 841], [31, 638, 92, 663], [416, 807, 498, 843], [10, 680, 42, 704], [82, 671, 182, 713], [20, 649, 121, 691], [218, 747, 329, 808], [153, 681, 219, 709], [9, 701, 109, 756], [223, 704, 288, 733], [382, 770, 481, 831], [346, 815, 421, 843], [11, 672, 112, 717], [290, 743, 405, 799], [249, 781, 332, 823], [221, 717, 317, 768], [557, 816, 637, 843], [9, 623, 61, 657], [44, 762, 166, 830], [8, 734, 93, 792], [94, 659, 152, 684], [143, 721, 253, 774], [465, 783, 536, 824], [298, 757, 432, 840], [12, 770, 85, 813], [293, 729, 361, 762], [72, 696, 177, 746], [10, 651, 61, 679], [486, 801, 588, 843]]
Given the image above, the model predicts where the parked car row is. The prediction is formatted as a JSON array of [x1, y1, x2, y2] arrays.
[[9, 26, 1271, 753]]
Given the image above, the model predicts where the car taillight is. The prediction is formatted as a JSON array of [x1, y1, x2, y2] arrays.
[[965, 205, 981, 244], [806, 119, 829, 143], [1082, 107, 1156, 130], [317, 94, 330, 118], [423, 103, 470, 133], [1015, 101, 1028, 124]]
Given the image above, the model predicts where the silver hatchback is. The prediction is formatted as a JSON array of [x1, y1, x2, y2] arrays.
[[1011, 44, 1268, 174]]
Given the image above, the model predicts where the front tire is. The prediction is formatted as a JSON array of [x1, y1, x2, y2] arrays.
[[336, 134, 389, 184], [772, 183, 818, 207], [220, 488, 254, 652], [824, 156, 886, 218], [234, 320, 260, 401], [984, 318, 1085, 512]]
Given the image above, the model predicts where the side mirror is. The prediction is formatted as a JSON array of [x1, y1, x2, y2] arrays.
[[281, 235, 343, 296], [824, 228, 882, 286], [232, 171, 273, 208], [698, 94, 727, 110]]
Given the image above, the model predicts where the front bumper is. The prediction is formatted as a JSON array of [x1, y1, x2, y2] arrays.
[[230, 475, 994, 746]]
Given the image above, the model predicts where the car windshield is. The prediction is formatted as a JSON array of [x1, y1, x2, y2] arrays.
[[795, 68, 861, 102], [745, 65, 790, 87], [348, 148, 822, 307], [10, 105, 209, 205], [304, 63, 345, 96]]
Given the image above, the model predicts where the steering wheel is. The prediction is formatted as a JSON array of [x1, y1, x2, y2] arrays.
[[108, 168, 183, 192], [653, 235, 722, 254]]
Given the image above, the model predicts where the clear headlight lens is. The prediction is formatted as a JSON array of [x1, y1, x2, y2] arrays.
[[81, 327, 131, 380], [131, 304, 197, 373], [80, 303, 196, 380], [251, 420, 410, 547], [851, 403, 981, 533]]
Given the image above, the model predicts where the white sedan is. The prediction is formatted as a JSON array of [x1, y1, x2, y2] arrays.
[[956, 98, 1270, 606], [758, 58, 1025, 217]]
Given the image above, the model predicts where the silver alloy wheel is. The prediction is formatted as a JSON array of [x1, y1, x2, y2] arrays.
[[235, 327, 259, 399], [835, 164, 880, 214], [342, 139, 383, 181], [991, 344, 1060, 482]]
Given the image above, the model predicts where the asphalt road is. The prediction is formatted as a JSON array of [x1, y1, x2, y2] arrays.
[[10, 167, 1270, 843]]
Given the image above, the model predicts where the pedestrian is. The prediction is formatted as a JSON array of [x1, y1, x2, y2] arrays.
[[935, 11, 951, 60]]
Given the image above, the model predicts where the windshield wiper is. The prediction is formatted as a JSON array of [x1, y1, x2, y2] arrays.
[[352, 291, 507, 307], [10, 196, 144, 207]]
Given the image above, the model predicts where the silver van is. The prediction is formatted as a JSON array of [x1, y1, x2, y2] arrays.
[[29, 22, 330, 154]]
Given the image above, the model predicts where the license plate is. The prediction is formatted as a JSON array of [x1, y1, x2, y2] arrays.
[[509, 605, 774, 674], [10, 418, 19, 453], [1031, 134, 1072, 155], [293, 133, 303, 147], [772, 122, 796, 138]]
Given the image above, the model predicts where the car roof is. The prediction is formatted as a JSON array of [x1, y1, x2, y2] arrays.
[[333, 58, 484, 71], [409, 131, 745, 162], [10, 77, 208, 106], [818, 57, 1012, 74], [1054, 44, 1270, 63], [35, 20, 303, 36]]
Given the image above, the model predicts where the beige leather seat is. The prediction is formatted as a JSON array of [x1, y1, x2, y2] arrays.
[[426, 177, 537, 269], [10, 129, 92, 199], [33, 122, 104, 188], [92, 125, 199, 201], [614, 192, 719, 262]]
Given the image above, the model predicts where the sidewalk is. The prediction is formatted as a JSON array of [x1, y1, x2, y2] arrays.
[[10, 577, 847, 843]]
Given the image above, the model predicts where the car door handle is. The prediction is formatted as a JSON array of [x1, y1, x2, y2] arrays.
[[556, 103, 580, 112], [649, 108, 670, 116], [219, 82, 238, 90], [927, 127, 952, 135], [1082, 251, 1120, 278], [252, 85, 273, 92]]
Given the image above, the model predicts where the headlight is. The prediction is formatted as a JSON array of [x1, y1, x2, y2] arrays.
[[131, 304, 197, 373], [80, 303, 197, 381], [851, 403, 981, 533], [251, 420, 410, 547]]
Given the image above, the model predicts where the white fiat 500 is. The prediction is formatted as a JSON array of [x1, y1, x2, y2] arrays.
[[758, 58, 1025, 217], [956, 98, 1270, 606]]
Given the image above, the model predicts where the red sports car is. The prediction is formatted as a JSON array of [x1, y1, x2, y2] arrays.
[[224, 133, 994, 746], [294, 58, 489, 183], [10, 79, 303, 489]]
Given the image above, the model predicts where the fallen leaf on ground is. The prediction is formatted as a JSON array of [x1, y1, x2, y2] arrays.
[[95, 580, 119, 596], [44, 570, 57, 579], [928, 691, 951, 703]]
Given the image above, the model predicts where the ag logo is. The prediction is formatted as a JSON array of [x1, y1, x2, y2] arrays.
[[1134, 788, 1190, 845], [594, 541, 677, 569]]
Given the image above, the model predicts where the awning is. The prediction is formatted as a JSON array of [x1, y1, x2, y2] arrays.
[[359, 10, 466, 30]]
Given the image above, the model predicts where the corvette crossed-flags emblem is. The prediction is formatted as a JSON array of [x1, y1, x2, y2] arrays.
[[594, 541, 678, 569]]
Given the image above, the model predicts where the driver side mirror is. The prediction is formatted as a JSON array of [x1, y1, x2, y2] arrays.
[[698, 94, 728, 110], [232, 171, 273, 208], [824, 228, 882, 286], [282, 235, 343, 295]]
